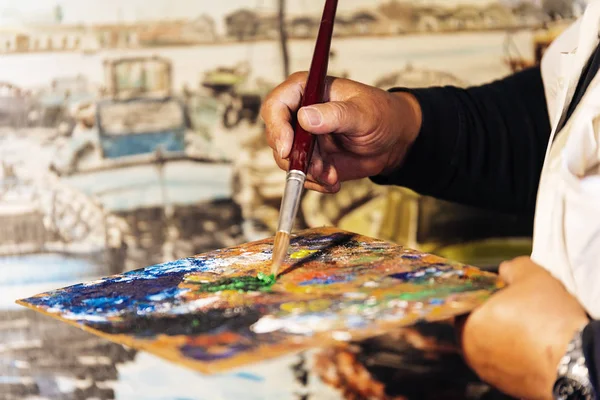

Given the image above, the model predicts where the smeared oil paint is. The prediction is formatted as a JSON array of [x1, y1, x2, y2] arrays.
[[389, 264, 462, 283], [232, 372, 264, 382], [189, 272, 276, 293], [18, 227, 502, 375], [290, 249, 317, 259], [298, 275, 352, 286]]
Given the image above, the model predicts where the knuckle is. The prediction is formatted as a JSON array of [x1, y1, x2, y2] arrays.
[[498, 261, 513, 277], [260, 97, 276, 116], [259, 100, 273, 123], [289, 71, 307, 81]]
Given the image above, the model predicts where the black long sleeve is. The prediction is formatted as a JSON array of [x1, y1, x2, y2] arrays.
[[370, 66, 551, 215]]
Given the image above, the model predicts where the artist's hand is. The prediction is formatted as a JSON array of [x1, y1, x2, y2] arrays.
[[261, 72, 422, 193], [457, 257, 590, 400]]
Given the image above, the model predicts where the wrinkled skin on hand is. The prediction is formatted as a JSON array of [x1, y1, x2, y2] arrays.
[[260, 72, 421, 193]]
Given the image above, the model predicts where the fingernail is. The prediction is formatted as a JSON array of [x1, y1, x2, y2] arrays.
[[302, 107, 322, 127]]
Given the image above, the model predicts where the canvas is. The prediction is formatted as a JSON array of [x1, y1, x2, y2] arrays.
[[18, 227, 502, 374], [0, 0, 573, 397]]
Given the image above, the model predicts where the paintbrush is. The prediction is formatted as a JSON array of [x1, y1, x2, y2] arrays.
[[271, 0, 339, 277]]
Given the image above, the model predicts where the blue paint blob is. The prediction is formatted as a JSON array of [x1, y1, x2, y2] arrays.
[[148, 287, 188, 302], [231, 372, 264, 382], [388, 264, 451, 282], [25, 268, 188, 321], [298, 275, 353, 286], [82, 296, 129, 309], [429, 298, 445, 305]]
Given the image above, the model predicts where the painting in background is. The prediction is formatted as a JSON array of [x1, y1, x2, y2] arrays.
[[0, 0, 577, 399]]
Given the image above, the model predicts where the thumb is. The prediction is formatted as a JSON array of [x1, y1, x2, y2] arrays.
[[297, 100, 370, 135], [498, 256, 544, 285]]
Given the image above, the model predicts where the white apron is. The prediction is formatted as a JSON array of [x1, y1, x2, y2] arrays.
[[532, 1, 600, 319]]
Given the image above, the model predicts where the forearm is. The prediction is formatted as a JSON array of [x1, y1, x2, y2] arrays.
[[371, 66, 551, 215]]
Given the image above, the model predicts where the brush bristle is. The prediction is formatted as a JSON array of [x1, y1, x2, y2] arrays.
[[271, 231, 290, 276]]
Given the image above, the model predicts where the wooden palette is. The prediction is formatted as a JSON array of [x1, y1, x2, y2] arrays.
[[18, 227, 503, 374]]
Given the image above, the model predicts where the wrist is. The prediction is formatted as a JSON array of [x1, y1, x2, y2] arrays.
[[381, 91, 422, 176], [553, 320, 595, 400]]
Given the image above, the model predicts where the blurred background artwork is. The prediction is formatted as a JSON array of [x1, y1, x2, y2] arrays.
[[0, 0, 581, 399]]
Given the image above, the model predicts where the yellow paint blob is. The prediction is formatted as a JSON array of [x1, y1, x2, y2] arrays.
[[290, 249, 317, 259]]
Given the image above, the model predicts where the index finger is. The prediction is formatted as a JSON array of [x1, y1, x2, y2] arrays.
[[261, 72, 308, 158]]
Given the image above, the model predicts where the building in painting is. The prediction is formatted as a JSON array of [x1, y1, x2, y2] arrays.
[[0, 23, 141, 54], [183, 15, 218, 42], [137, 16, 217, 46], [510, 1, 548, 27], [481, 3, 518, 29], [288, 16, 319, 38], [413, 6, 447, 32], [224, 9, 260, 41], [288, 10, 405, 38], [0, 25, 85, 53], [256, 13, 280, 40], [445, 5, 485, 30], [0, 2, 553, 54], [93, 24, 139, 49]]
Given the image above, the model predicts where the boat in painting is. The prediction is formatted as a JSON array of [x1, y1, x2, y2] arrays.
[[28, 75, 98, 136], [0, 167, 134, 400], [0, 82, 36, 129], [49, 56, 243, 267]]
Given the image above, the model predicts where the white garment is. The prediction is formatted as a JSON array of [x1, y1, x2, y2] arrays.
[[533, 1, 600, 319]]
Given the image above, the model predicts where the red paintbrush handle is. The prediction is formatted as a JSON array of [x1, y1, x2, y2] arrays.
[[289, 0, 338, 173]]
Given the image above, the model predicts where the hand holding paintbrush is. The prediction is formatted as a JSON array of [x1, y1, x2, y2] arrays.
[[270, 0, 339, 276]]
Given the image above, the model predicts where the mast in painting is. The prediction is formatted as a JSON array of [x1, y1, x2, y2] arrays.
[[278, 0, 290, 78]]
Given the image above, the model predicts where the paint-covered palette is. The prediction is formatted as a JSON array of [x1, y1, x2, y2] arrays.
[[18, 227, 503, 374]]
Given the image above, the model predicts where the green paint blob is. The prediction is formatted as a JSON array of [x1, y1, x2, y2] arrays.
[[351, 256, 382, 264], [392, 283, 475, 301], [191, 272, 276, 293]]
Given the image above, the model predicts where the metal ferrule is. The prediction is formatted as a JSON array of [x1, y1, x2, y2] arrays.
[[276, 170, 306, 234]]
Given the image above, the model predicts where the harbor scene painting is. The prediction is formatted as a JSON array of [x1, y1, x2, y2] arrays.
[[0, 0, 583, 399]]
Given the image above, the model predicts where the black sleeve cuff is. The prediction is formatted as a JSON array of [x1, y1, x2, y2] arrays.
[[582, 320, 600, 396], [369, 86, 463, 197]]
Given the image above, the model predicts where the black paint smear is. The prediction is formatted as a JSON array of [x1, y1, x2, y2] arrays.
[[282, 233, 356, 277], [292, 353, 309, 386], [340, 239, 362, 249], [88, 307, 262, 338]]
